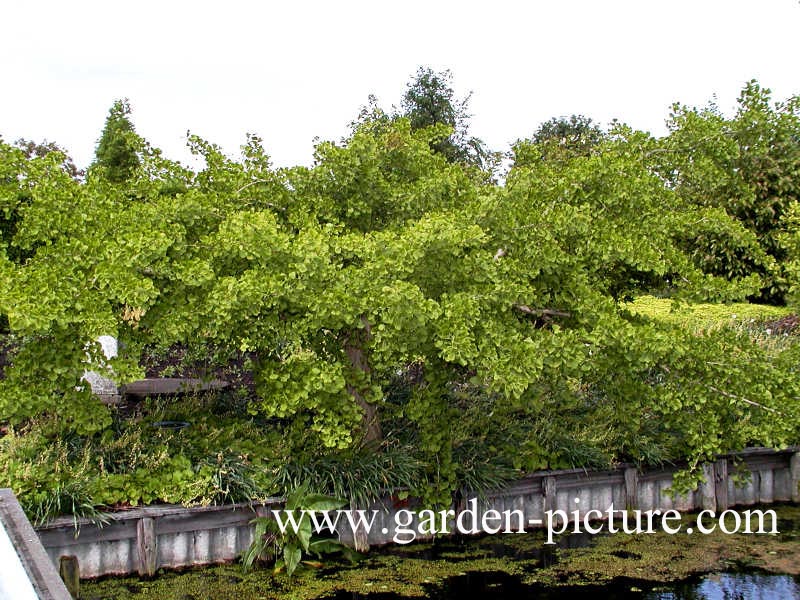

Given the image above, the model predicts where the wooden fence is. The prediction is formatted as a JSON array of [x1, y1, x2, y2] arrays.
[[34, 447, 800, 581]]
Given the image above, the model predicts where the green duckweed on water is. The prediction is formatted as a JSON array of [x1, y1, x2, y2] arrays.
[[81, 504, 800, 599]]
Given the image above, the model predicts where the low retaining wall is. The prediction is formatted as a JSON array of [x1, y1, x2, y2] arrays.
[[35, 447, 800, 580], [339, 447, 800, 548], [36, 500, 282, 580]]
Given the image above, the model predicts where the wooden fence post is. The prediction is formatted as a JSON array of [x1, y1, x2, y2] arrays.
[[543, 476, 557, 513], [59, 556, 80, 599], [353, 525, 370, 553], [791, 451, 800, 503], [137, 517, 157, 577], [624, 468, 638, 511], [714, 459, 729, 511], [700, 463, 716, 511]]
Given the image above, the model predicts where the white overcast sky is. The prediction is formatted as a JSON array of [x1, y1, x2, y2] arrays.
[[2, 0, 799, 170]]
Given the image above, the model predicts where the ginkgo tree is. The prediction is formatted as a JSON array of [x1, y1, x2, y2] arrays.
[[1, 105, 798, 506]]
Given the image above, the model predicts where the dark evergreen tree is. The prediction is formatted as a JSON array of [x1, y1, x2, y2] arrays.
[[533, 115, 605, 153], [93, 99, 140, 184], [400, 67, 490, 169], [513, 114, 606, 168]]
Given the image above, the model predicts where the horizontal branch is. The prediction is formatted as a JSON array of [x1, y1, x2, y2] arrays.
[[708, 385, 783, 415], [513, 305, 572, 319], [235, 180, 287, 212], [661, 365, 784, 416], [235, 179, 268, 194]]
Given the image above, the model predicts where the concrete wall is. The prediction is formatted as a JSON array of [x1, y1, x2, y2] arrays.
[[37, 502, 281, 579], [35, 447, 800, 580], [339, 448, 799, 547]]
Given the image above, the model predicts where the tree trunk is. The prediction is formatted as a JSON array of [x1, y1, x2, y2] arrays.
[[344, 318, 383, 447]]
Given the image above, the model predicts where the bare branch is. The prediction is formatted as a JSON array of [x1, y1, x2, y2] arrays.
[[235, 179, 287, 212], [235, 179, 269, 194], [708, 385, 783, 415], [514, 305, 572, 318]]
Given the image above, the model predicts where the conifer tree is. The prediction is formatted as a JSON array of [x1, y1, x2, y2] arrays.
[[93, 99, 140, 183]]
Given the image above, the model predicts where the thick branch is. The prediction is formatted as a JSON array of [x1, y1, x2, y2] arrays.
[[513, 305, 572, 319]]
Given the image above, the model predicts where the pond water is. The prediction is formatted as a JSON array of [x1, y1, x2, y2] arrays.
[[82, 504, 800, 600], [659, 572, 800, 599], [318, 571, 800, 600]]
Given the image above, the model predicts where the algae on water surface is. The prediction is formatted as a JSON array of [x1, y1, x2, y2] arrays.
[[81, 504, 800, 599]]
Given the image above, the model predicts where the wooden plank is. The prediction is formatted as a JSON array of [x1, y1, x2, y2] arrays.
[[554, 473, 624, 491], [624, 467, 638, 510], [121, 378, 228, 399], [353, 525, 370, 553], [0, 489, 74, 600], [137, 518, 157, 577], [638, 467, 682, 483], [714, 459, 729, 511], [500, 473, 621, 497], [751, 470, 762, 504], [156, 507, 258, 536], [724, 446, 800, 458], [37, 520, 138, 548], [741, 454, 791, 472], [38, 498, 283, 531], [58, 556, 80, 599], [487, 481, 541, 497], [791, 451, 800, 503], [759, 469, 774, 504], [543, 476, 556, 513], [700, 463, 716, 511]]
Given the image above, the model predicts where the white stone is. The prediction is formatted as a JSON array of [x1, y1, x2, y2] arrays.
[[82, 335, 119, 398]]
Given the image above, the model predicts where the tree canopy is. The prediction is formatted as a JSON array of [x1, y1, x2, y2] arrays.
[[1, 80, 800, 505]]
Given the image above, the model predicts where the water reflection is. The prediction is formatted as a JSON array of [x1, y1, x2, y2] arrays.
[[650, 572, 800, 600], [323, 571, 800, 600]]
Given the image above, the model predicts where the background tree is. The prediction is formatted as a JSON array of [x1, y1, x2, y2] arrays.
[[513, 114, 606, 167], [400, 67, 492, 171], [656, 81, 800, 304], [15, 138, 83, 180], [93, 99, 141, 184]]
